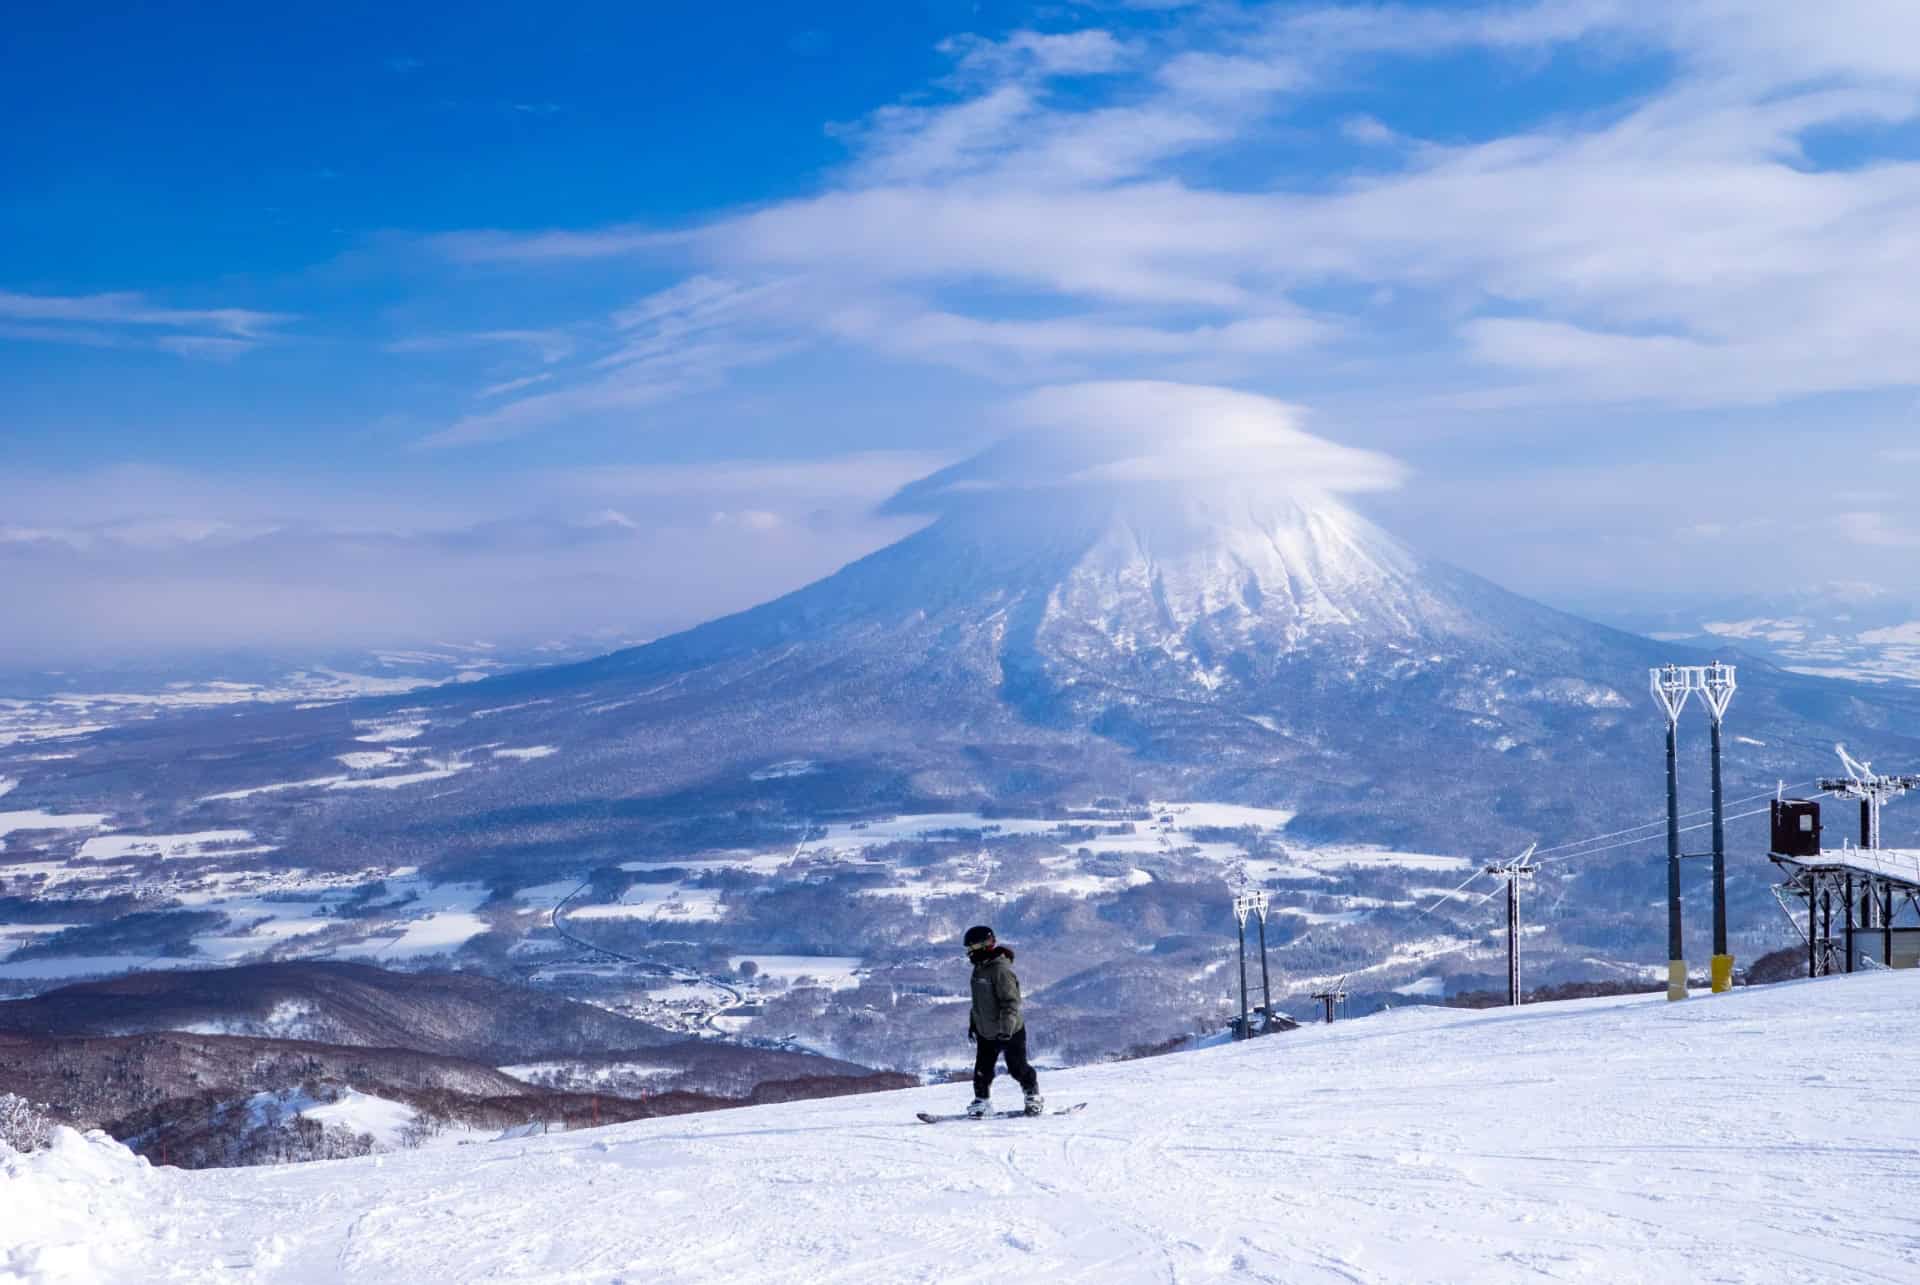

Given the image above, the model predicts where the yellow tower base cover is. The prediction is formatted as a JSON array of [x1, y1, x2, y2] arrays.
[[1667, 959, 1689, 1001], [1710, 953, 1734, 993]]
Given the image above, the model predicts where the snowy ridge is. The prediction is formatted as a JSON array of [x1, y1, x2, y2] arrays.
[[1045, 489, 1446, 656], [6, 972, 1915, 1282]]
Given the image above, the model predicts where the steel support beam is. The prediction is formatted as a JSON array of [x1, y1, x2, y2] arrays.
[[1235, 912, 1249, 1040], [1255, 910, 1271, 1030], [1666, 716, 1687, 999], [1709, 712, 1732, 991], [1506, 874, 1522, 1006], [1844, 872, 1856, 973], [1887, 884, 1896, 971], [1820, 885, 1833, 977], [1806, 873, 1817, 978]]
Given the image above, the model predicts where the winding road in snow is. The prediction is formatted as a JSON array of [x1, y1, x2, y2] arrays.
[[546, 874, 745, 1032]]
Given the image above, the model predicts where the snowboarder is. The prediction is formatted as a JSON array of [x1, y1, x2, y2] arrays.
[[963, 925, 1043, 1117]]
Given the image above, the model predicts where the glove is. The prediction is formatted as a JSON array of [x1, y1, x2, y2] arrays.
[[967, 1014, 978, 1043]]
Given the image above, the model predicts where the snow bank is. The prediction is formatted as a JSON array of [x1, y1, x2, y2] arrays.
[[9, 974, 1919, 1282], [0, 1128, 162, 1283]]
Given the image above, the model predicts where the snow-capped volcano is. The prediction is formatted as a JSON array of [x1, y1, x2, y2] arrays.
[[1015, 488, 1458, 677], [187, 385, 1878, 852], [617, 383, 1523, 688], [53, 384, 1920, 858], [404, 394, 1694, 845]]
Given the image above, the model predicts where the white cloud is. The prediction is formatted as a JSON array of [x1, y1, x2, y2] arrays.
[[550, 452, 954, 502], [0, 290, 286, 336], [429, 224, 676, 263], [478, 372, 554, 398], [388, 330, 577, 363], [151, 336, 259, 361], [886, 381, 1404, 514], [1014, 381, 1405, 490], [943, 29, 1134, 81], [1339, 115, 1397, 145], [1157, 51, 1303, 98], [391, 0, 1920, 502], [0, 289, 291, 357], [821, 302, 1332, 377], [1833, 511, 1920, 548], [420, 278, 801, 447]]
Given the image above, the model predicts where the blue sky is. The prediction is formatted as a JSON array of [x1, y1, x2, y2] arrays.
[[6, 1, 1920, 660]]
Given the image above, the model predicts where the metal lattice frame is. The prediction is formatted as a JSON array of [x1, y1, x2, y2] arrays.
[[1774, 860, 1920, 976]]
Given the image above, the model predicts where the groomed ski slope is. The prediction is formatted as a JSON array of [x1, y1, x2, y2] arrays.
[[7, 972, 1918, 1284]]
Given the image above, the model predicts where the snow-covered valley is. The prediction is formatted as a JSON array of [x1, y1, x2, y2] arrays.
[[7, 970, 1915, 1283]]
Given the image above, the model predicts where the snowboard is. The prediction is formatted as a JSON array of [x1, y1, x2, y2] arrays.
[[916, 1101, 1086, 1124]]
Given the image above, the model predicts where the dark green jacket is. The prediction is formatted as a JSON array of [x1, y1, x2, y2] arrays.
[[969, 946, 1024, 1040]]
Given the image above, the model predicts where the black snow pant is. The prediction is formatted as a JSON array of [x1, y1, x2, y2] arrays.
[[973, 1027, 1039, 1099]]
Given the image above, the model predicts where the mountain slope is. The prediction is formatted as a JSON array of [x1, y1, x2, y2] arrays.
[[23, 447, 1920, 876], [11, 430, 1920, 1050], [379, 475, 1917, 848], [0, 962, 676, 1062], [10, 971, 1917, 1282]]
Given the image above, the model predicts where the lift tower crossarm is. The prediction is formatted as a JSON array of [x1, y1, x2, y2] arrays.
[[1819, 745, 1920, 851]]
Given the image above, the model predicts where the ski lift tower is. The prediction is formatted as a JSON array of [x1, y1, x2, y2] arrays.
[[1483, 844, 1538, 1006], [1231, 890, 1273, 1038], [1310, 977, 1348, 1024], [1651, 664, 1693, 1001], [1649, 661, 1739, 997], [1700, 662, 1738, 993]]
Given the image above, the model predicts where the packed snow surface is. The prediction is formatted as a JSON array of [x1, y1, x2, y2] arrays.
[[6, 972, 1917, 1283]]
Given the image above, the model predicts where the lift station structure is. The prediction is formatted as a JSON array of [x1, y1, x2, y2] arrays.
[[1770, 749, 1920, 975]]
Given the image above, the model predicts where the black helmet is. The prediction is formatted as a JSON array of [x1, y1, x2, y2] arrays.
[[962, 925, 995, 949]]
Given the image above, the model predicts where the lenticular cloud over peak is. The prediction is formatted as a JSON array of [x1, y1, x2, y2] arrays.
[[881, 381, 1405, 516]]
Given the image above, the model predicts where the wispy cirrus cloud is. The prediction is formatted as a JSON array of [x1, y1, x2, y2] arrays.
[[386, 328, 578, 364], [429, 224, 677, 264], [423, 0, 1920, 441], [415, 276, 801, 448], [0, 289, 293, 358]]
